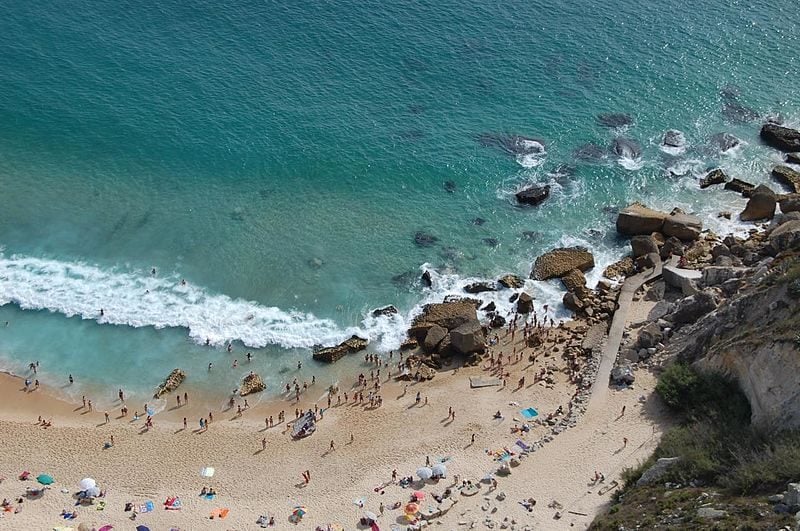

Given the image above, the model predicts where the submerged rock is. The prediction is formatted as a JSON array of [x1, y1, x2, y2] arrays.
[[240, 372, 266, 396], [464, 281, 497, 294], [531, 247, 595, 281], [597, 113, 634, 128], [662, 129, 686, 148], [722, 100, 759, 123], [154, 368, 186, 398], [477, 133, 546, 156], [709, 132, 741, 152], [761, 123, 800, 152], [443, 180, 457, 193], [497, 274, 525, 289], [372, 305, 398, 317], [724, 178, 756, 196], [573, 142, 607, 161], [414, 231, 438, 247], [612, 137, 642, 159], [312, 335, 369, 363]]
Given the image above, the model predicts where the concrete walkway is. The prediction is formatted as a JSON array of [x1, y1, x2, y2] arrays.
[[586, 256, 669, 413]]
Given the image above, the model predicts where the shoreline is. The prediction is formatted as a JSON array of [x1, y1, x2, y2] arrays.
[[0, 303, 670, 529]]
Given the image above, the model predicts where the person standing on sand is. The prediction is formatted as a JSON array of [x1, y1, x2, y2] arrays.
[[623, 437, 628, 448], [184, 392, 188, 405], [330, 440, 335, 452], [177, 395, 181, 407], [183, 417, 187, 430], [261, 438, 266, 451], [208, 412, 213, 423], [88, 399, 93, 412], [104, 412, 110, 424]]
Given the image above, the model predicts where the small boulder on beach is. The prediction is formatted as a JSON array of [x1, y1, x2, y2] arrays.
[[154, 368, 186, 398], [240, 372, 266, 396]]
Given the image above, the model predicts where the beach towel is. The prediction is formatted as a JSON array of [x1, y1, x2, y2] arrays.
[[210, 508, 229, 519], [204, 493, 215, 500], [515, 439, 532, 451], [96, 501, 106, 511], [166, 498, 182, 510]]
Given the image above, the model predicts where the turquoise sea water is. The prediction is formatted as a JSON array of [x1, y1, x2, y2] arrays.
[[0, 0, 798, 407]]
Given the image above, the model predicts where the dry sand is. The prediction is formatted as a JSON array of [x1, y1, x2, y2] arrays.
[[0, 308, 669, 530]]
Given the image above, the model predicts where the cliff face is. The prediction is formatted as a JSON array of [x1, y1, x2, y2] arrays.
[[666, 259, 800, 430]]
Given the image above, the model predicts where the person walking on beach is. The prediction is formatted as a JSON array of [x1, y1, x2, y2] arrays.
[[88, 399, 93, 412], [177, 395, 181, 407], [623, 437, 628, 448], [620, 405, 626, 417], [68, 374, 74, 385], [183, 417, 187, 430], [329, 440, 335, 452], [261, 437, 266, 451], [184, 392, 188, 405], [104, 411, 110, 424], [118, 389, 124, 401]]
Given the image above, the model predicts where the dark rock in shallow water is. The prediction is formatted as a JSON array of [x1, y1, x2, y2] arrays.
[[421, 270, 433, 288], [709, 132, 741, 152], [700, 168, 728, 189], [372, 305, 398, 317], [497, 274, 525, 289], [786, 153, 800, 165], [724, 178, 755, 196], [597, 113, 634, 128], [481, 301, 496, 312], [719, 84, 741, 100], [414, 231, 438, 247], [482, 238, 500, 248], [443, 180, 457, 193], [574, 142, 607, 161], [662, 129, 686, 148], [391, 271, 417, 287], [740, 185, 777, 221], [515, 185, 550, 206], [761, 123, 800, 152], [722, 101, 760, 123], [464, 281, 497, 294], [612, 137, 641, 159], [472, 217, 487, 226], [772, 165, 800, 193], [313, 335, 369, 363], [516, 292, 534, 314], [521, 231, 540, 241]]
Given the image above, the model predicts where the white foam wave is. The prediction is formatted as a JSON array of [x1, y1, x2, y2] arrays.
[[0, 254, 358, 349], [515, 141, 547, 168], [617, 155, 644, 171]]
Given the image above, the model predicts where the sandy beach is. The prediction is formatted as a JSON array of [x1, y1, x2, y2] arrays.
[[0, 301, 669, 530]]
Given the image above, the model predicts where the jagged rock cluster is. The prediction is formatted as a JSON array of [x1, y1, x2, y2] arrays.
[[239, 372, 266, 396], [154, 368, 186, 398], [312, 335, 369, 363]]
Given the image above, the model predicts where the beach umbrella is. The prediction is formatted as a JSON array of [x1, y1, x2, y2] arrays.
[[432, 463, 447, 477], [79, 478, 96, 491], [415, 467, 433, 480], [86, 486, 101, 497], [200, 466, 215, 478], [363, 510, 378, 521], [36, 473, 54, 485], [135, 526, 151, 531], [412, 490, 426, 501], [404, 502, 419, 514], [292, 505, 306, 517]]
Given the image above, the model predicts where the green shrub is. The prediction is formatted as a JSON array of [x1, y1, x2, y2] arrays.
[[656, 363, 750, 425]]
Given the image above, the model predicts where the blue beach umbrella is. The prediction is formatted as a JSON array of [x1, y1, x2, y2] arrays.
[[135, 526, 151, 531], [36, 473, 54, 485]]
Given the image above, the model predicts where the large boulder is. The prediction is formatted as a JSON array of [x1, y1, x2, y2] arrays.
[[761, 123, 800, 152], [312, 335, 369, 363], [740, 184, 777, 221], [562, 292, 584, 312], [768, 220, 800, 252], [637, 322, 663, 349], [610, 364, 635, 385], [423, 324, 448, 352], [699, 169, 728, 189], [449, 320, 485, 354], [636, 457, 681, 487], [660, 236, 685, 259], [372, 305, 398, 317], [631, 235, 659, 258], [515, 185, 551, 206], [240, 372, 266, 396], [779, 194, 800, 214], [662, 129, 686, 148], [516, 292, 534, 314], [497, 274, 525, 289], [531, 246, 595, 280], [786, 153, 800, 164], [663, 209, 703, 241], [772, 165, 800, 193], [154, 368, 186, 398], [616, 203, 667, 235]]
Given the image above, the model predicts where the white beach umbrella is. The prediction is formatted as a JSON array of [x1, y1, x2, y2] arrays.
[[363, 510, 378, 521], [79, 478, 96, 491], [432, 463, 447, 478], [86, 486, 101, 498], [416, 467, 433, 480], [200, 466, 215, 478]]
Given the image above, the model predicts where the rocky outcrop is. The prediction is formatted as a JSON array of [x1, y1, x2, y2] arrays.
[[411, 301, 477, 332], [616, 203, 667, 235], [154, 368, 186, 398], [667, 290, 718, 327], [407, 300, 484, 357], [636, 457, 681, 487], [662, 130, 686, 148], [740, 184, 777, 221], [497, 274, 525, 289], [531, 247, 595, 280], [699, 169, 727, 188], [786, 153, 800, 164], [240, 372, 266, 396], [724, 178, 755, 196], [312, 335, 369, 363], [561, 269, 587, 293], [515, 185, 550, 206], [603, 257, 635, 279], [768, 220, 800, 252], [663, 209, 703, 241], [771, 165, 800, 193], [760, 123, 800, 152]]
